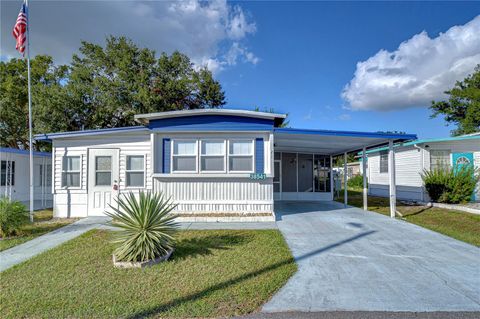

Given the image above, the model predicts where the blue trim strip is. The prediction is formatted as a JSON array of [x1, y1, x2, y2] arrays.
[[274, 128, 417, 140], [255, 138, 264, 174], [162, 138, 171, 174], [34, 126, 148, 140], [149, 115, 274, 132], [0, 147, 51, 157]]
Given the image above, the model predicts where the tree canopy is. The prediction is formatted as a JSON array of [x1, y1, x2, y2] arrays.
[[0, 36, 226, 150], [430, 65, 480, 136]]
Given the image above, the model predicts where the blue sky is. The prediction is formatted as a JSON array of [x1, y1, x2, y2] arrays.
[[218, 1, 480, 138], [1, 1, 479, 138]]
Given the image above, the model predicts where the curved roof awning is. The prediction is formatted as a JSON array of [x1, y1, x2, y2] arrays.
[[274, 128, 417, 156]]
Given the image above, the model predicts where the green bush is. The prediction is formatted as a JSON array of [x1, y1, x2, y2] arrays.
[[106, 191, 179, 262], [0, 197, 29, 237], [347, 174, 365, 189], [421, 165, 479, 204]]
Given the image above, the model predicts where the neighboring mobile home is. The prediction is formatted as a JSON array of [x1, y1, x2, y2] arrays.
[[0, 147, 53, 209], [35, 109, 416, 220], [366, 134, 480, 202]]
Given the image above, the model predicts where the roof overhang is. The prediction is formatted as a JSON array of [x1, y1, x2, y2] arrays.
[[274, 128, 417, 156], [34, 126, 149, 141], [135, 109, 286, 127]]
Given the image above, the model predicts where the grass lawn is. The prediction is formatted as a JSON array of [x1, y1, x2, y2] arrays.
[[0, 209, 76, 252], [336, 189, 480, 246], [0, 229, 296, 319]]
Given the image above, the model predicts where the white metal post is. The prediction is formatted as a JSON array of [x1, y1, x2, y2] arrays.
[[388, 140, 396, 218], [344, 152, 347, 207], [362, 146, 367, 211]]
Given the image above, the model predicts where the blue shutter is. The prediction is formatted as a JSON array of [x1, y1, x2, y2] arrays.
[[162, 138, 171, 173], [255, 138, 264, 174]]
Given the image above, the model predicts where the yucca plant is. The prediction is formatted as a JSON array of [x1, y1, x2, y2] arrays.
[[106, 191, 179, 262]]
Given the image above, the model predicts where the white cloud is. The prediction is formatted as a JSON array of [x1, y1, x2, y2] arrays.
[[338, 113, 351, 121], [0, 0, 257, 73], [342, 15, 480, 111]]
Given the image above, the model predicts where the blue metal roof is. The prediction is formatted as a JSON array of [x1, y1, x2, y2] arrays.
[[363, 134, 480, 154], [34, 126, 149, 141], [274, 128, 417, 140], [0, 147, 51, 157]]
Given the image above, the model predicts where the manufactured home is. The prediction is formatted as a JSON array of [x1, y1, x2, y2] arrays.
[[0, 147, 53, 209], [366, 134, 480, 202], [35, 109, 416, 220]]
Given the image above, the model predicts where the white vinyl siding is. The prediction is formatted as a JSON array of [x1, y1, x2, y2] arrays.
[[52, 133, 152, 217]]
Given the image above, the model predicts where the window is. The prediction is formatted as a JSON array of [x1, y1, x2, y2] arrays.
[[46, 164, 52, 186], [201, 140, 225, 172], [172, 140, 197, 172], [379, 151, 388, 173], [0, 160, 15, 186], [36, 164, 43, 186], [228, 140, 253, 172], [62, 156, 80, 187], [430, 150, 450, 170], [314, 155, 331, 193], [95, 156, 112, 186], [36, 164, 52, 187], [126, 155, 144, 187]]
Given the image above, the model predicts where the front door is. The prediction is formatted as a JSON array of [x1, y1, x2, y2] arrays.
[[88, 149, 119, 216]]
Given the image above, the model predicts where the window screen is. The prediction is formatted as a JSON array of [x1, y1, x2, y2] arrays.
[[380, 151, 388, 173]]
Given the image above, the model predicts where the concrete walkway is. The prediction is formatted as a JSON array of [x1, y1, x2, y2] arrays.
[[0, 217, 109, 272], [263, 201, 480, 312]]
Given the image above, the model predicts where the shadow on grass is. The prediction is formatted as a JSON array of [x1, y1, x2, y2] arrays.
[[172, 233, 253, 261], [126, 230, 376, 319]]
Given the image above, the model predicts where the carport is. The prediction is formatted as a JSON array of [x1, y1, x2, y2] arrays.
[[272, 128, 417, 217]]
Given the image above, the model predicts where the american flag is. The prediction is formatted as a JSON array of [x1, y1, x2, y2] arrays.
[[12, 1, 27, 55]]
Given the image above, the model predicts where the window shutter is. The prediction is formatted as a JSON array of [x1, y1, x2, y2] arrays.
[[255, 138, 264, 174], [162, 138, 171, 173]]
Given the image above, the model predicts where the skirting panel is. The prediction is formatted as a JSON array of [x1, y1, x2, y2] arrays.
[[154, 177, 274, 214]]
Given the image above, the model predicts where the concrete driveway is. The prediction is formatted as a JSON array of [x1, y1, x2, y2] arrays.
[[263, 201, 480, 312]]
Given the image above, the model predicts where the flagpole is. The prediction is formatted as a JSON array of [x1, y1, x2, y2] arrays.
[[26, 0, 34, 222]]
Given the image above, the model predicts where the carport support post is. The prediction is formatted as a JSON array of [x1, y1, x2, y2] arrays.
[[388, 140, 396, 218], [344, 152, 348, 207], [362, 146, 367, 211]]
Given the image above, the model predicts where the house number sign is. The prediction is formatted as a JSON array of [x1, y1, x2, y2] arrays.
[[250, 173, 266, 180]]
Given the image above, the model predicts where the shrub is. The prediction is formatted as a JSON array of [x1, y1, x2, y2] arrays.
[[0, 197, 29, 237], [347, 174, 365, 189], [106, 191, 179, 262], [421, 165, 479, 204]]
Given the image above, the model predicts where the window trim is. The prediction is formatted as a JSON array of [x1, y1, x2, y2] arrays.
[[125, 154, 146, 188], [227, 139, 255, 173], [171, 139, 198, 173], [61, 155, 82, 188], [200, 139, 226, 173]]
